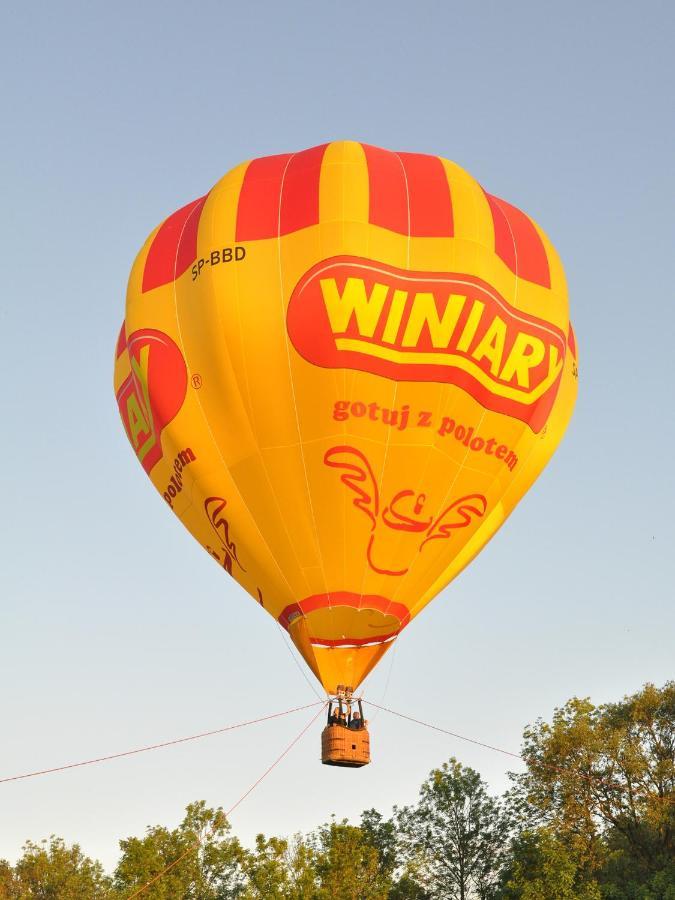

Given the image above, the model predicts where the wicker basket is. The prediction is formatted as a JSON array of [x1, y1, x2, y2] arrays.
[[321, 724, 371, 767]]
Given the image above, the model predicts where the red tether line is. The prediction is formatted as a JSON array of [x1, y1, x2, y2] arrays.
[[370, 702, 675, 805], [368, 702, 522, 760], [0, 702, 323, 785], [125, 703, 327, 899]]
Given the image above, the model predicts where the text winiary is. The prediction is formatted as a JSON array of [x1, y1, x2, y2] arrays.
[[287, 257, 567, 433]]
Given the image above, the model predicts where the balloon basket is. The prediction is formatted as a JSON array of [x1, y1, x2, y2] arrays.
[[321, 685, 370, 768]]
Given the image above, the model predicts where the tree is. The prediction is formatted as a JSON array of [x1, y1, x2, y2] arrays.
[[513, 682, 675, 887], [3, 837, 112, 899], [114, 801, 244, 899], [311, 819, 392, 900], [0, 861, 14, 899], [283, 835, 320, 899], [359, 809, 398, 883], [239, 833, 316, 899], [239, 835, 290, 900], [396, 758, 512, 900], [356, 809, 430, 898], [498, 829, 601, 900]]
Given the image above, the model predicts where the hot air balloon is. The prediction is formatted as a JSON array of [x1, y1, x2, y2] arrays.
[[114, 142, 577, 767]]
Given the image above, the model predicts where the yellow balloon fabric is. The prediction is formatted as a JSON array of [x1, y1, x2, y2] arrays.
[[114, 141, 577, 693]]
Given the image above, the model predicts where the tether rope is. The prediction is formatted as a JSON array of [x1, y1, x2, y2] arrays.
[[125, 702, 327, 899], [0, 702, 323, 785], [370, 702, 675, 804]]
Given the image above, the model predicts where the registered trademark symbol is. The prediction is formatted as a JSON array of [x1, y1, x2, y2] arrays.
[[191, 374, 203, 389]]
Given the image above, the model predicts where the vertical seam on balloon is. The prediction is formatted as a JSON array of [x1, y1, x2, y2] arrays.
[[378, 162, 488, 627], [341, 145, 348, 593], [343, 147, 367, 602], [320, 146, 350, 540], [169, 193, 305, 613], [230, 166, 257, 429], [385, 173, 520, 624], [387, 179, 509, 608], [337, 144, 351, 600], [318, 146, 349, 641], [203, 188, 313, 598], [276, 152, 335, 653], [490, 194, 520, 310], [342, 143, 371, 631], [211, 176, 315, 599], [157, 199, 210, 523], [313, 148, 339, 642], [383, 158, 459, 587], [401, 168, 539, 619], [364, 151, 410, 628], [380, 171, 494, 613]]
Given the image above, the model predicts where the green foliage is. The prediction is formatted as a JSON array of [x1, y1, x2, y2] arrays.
[[113, 801, 244, 899], [513, 681, 675, 887], [499, 829, 601, 900], [0, 682, 671, 899], [0, 837, 112, 899], [396, 757, 512, 899], [311, 818, 392, 899], [360, 809, 398, 882], [239, 833, 316, 899], [0, 862, 15, 899]]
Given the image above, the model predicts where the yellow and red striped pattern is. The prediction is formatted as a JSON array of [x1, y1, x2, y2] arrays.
[[116, 141, 576, 694], [139, 142, 557, 293]]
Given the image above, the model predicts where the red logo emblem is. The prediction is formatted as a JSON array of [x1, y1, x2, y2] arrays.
[[116, 329, 187, 473], [324, 445, 487, 576]]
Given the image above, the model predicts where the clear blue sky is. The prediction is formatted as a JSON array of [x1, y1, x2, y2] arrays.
[[1, 0, 673, 871]]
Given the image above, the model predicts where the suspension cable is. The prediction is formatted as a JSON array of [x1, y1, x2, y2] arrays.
[[370, 702, 675, 804], [125, 702, 327, 899], [276, 621, 327, 701], [0, 702, 323, 785]]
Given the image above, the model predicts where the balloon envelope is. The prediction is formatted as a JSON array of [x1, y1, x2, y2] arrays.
[[114, 142, 577, 693]]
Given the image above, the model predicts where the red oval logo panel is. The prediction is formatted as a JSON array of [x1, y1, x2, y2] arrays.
[[287, 256, 566, 432]]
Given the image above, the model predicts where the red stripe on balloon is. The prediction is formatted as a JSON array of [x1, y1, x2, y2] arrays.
[[142, 195, 207, 293], [279, 143, 328, 235], [483, 192, 551, 288], [278, 591, 411, 632], [362, 145, 454, 237], [398, 152, 454, 237], [235, 152, 293, 241], [362, 143, 409, 234], [236, 145, 328, 241]]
